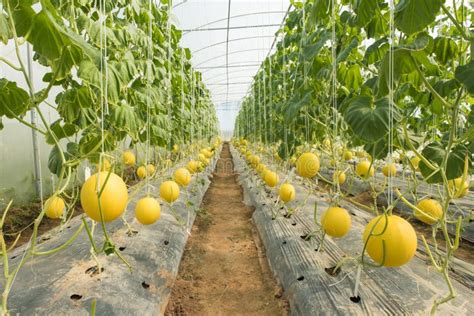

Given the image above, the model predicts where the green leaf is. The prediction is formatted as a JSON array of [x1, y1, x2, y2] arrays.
[[0, 13, 11, 44], [46, 120, 78, 145], [455, 61, 474, 95], [308, 0, 331, 25], [433, 37, 458, 64], [396, 32, 432, 51], [284, 90, 312, 123], [394, 0, 442, 35], [343, 64, 362, 91], [419, 142, 470, 183], [365, 11, 388, 38], [79, 133, 104, 156], [27, 11, 70, 61], [52, 44, 83, 80], [336, 37, 358, 63], [378, 50, 416, 96], [78, 60, 123, 103], [110, 102, 140, 140], [8, 0, 35, 37], [0, 78, 30, 118], [302, 32, 329, 60], [364, 38, 389, 65], [47, 145, 64, 176], [355, 0, 379, 27], [56, 86, 94, 124], [344, 96, 400, 143]]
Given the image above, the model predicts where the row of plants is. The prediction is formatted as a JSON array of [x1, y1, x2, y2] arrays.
[[0, 0, 219, 313], [233, 0, 472, 314]]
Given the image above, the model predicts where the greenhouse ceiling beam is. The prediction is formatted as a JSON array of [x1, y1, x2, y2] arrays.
[[236, 3, 292, 109], [172, 0, 187, 9], [195, 48, 269, 67], [193, 36, 275, 54], [182, 11, 286, 34], [182, 24, 281, 32], [212, 92, 248, 96], [225, 0, 232, 106], [196, 63, 260, 70], [206, 75, 255, 85]]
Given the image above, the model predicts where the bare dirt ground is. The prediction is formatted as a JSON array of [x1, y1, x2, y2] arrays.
[[165, 143, 288, 316]]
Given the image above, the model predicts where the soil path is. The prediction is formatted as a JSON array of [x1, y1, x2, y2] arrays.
[[165, 143, 287, 316]]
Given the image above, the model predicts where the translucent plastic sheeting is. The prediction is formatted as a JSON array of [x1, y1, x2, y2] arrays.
[[172, 0, 290, 135]]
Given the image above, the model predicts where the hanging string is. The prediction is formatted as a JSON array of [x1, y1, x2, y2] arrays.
[[282, 29, 288, 158], [263, 66, 267, 145], [269, 57, 273, 163], [99, 0, 105, 157], [181, 50, 185, 147], [190, 71, 194, 145], [302, 1, 309, 144], [167, 2, 172, 160], [331, 0, 338, 194], [145, 0, 153, 194], [387, 0, 395, 206]]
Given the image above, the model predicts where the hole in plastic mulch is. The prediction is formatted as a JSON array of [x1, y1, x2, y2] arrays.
[[141, 281, 150, 289], [164, 240, 169, 245], [297, 276, 305, 281], [127, 230, 138, 237], [350, 296, 361, 303], [70, 294, 83, 300], [324, 266, 341, 277], [291, 222, 297, 226], [300, 234, 311, 240], [85, 266, 104, 276], [282, 241, 287, 245], [119, 246, 126, 251]]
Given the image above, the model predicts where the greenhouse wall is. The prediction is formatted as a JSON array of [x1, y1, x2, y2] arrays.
[[0, 43, 58, 206]]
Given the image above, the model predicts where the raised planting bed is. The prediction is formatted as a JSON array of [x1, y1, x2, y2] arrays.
[[0, 149, 220, 315], [231, 145, 473, 316]]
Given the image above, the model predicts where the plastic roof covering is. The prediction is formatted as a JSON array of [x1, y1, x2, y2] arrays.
[[172, 0, 291, 134]]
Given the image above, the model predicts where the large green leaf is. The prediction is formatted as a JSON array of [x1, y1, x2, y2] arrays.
[[0, 13, 11, 44], [48, 145, 64, 176], [378, 50, 416, 96], [46, 120, 78, 145], [355, 0, 379, 27], [308, 0, 331, 25], [336, 37, 358, 63], [111, 102, 140, 140], [56, 86, 94, 124], [377, 33, 430, 96], [364, 38, 389, 65], [283, 90, 312, 123], [455, 61, 474, 95], [8, 0, 34, 37], [302, 32, 329, 60], [78, 60, 123, 103], [52, 44, 83, 80], [365, 11, 388, 38], [0, 79, 30, 118], [433, 37, 458, 64], [344, 96, 399, 143], [343, 64, 362, 91], [27, 11, 70, 61], [419, 142, 470, 183], [394, 0, 442, 35]]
